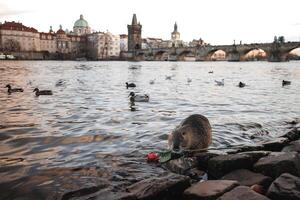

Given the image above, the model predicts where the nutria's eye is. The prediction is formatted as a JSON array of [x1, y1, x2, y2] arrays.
[[182, 132, 186, 136]]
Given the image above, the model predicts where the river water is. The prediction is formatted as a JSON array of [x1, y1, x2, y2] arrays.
[[0, 61, 299, 199]]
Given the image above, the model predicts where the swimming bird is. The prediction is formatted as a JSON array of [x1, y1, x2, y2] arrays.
[[215, 79, 224, 86], [149, 79, 155, 85], [165, 75, 172, 80], [129, 92, 149, 103], [33, 88, 53, 96], [208, 71, 214, 74], [282, 80, 291, 86], [126, 82, 136, 89], [238, 81, 246, 88], [187, 78, 192, 83], [5, 84, 23, 93]]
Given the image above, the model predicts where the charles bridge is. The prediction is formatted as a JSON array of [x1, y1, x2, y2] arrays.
[[132, 41, 300, 62]]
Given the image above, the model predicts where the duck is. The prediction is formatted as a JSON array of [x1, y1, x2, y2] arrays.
[[5, 84, 24, 93], [33, 88, 53, 96], [238, 82, 246, 88], [165, 75, 172, 80], [282, 80, 291, 86], [128, 92, 149, 103], [208, 71, 214, 74], [149, 79, 155, 85], [187, 78, 192, 83], [215, 79, 224, 86], [126, 82, 136, 89]]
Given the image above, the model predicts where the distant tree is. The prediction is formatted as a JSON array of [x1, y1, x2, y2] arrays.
[[273, 36, 278, 43], [278, 36, 285, 43], [3, 39, 20, 52]]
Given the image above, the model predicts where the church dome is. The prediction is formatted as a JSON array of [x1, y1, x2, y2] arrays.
[[74, 14, 89, 27]]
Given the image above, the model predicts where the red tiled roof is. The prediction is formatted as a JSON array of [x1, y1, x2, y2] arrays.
[[56, 29, 66, 34], [0, 21, 38, 33]]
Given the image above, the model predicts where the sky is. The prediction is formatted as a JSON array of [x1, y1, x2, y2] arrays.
[[0, 0, 300, 45]]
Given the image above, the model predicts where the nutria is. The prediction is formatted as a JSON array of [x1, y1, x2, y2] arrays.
[[168, 114, 212, 151]]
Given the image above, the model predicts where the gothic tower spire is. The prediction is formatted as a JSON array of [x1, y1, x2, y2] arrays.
[[128, 14, 142, 52], [132, 14, 138, 25]]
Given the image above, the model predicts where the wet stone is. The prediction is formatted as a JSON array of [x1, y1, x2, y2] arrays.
[[260, 137, 289, 151], [121, 173, 190, 200], [267, 173, 300, 200], [194, 152, 225, 171], [217, 186, 270, 200], [208, 154, 256, 179], [163, 157, 197, 175], [254, 152, 300, 178], [280, 127, 300, 141], [221, 169, 272, 187], [282, 139, 300, 153], [238, 151, 271, 162], [183, 180, 239, 200]]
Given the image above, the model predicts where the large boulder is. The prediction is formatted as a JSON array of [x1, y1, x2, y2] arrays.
[[208, 154, 256, 179], [238, 151, 271, 162], [280, 127, 300, 141], [254, 152, 300, 178], [267, 173, 300, 200], [195, 152, 225, 171], [282, 139, 300, 153], [221, 169, 272, 187], [119, 173, 190, 200], [217, 186, 270, 200], [260, 137, 289, 151], [183, 180, 239, 200]]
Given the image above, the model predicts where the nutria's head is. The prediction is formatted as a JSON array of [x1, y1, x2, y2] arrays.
[[5, 84, 11, 89], [33, 88, 39, 92], [168, 125, 203, 152]]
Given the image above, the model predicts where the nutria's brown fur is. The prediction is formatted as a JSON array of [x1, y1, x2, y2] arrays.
[[168, 114, 212, 151]]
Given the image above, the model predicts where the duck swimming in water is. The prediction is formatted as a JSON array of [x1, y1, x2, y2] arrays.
[[33, 88, 53, 96], [215, 79, 224, 86], [5, 84, 23, 93], [238, 81, 246, 88], [128, 92, 149, 103], [282, 80, 291, 86], [126, 82, 136, 89]]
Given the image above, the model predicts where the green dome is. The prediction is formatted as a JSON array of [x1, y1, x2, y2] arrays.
[[74, 15, 89, 27]]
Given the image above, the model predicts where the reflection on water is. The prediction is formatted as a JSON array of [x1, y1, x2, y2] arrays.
[[0, 61, 299, 199]]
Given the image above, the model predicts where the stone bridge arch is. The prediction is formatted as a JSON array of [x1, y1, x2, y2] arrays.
[[240, 48, 268, 61], [154, 51, 168, 61], [206, 49, 227, 61], [177, 50, 195, 61]]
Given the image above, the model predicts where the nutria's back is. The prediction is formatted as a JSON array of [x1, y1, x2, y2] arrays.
[[168, 114, 212, 151]]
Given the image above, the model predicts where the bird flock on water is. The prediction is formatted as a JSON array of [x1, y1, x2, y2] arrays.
[[4, 66, 293, 109]]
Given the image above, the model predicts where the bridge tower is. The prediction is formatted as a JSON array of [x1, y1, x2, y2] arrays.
[[127, 14, 142, 52]]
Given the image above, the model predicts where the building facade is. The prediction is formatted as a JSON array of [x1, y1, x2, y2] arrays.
[[73, 15, 91, 36], [127, 14, 142, 52], [87, 31, 120, 60], [0, 21, 40, 52]]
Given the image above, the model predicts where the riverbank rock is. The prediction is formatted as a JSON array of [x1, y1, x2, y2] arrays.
[[119, 173, 190, 200], [183, 180, 239, 200], [260, 137, 289, 151], [194, 152, 224, 171], [217, 186, 270, 200], [282, 139, 300, 153], [254, 152, 300, 178], [221, 169, 272, 187], [238, 151, 271, 162], [280, 127, 300, 141], [267, 173, 300, 200], [207, 154, 256, 179]]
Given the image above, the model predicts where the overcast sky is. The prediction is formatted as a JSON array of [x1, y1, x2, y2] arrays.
[[0, 0, 300, 45]]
